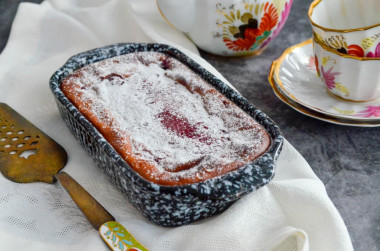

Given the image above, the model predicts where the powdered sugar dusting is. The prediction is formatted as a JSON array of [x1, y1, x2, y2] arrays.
[[62, 52, 269, 182]]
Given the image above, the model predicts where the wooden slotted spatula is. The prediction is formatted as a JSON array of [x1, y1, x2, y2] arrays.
[[0, 103, 147, 251]]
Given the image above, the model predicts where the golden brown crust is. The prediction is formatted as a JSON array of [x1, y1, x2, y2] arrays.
[[61, 54, 270, 186]]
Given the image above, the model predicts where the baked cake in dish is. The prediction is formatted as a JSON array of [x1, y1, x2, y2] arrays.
[[51, 43, 283, 226], [61, 52, 270, 186]]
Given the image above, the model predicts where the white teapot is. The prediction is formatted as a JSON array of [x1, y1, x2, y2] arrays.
[[156, 0, 293, 56]]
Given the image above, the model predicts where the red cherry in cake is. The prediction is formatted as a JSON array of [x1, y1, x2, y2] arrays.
[[157, 110, 212, 145]]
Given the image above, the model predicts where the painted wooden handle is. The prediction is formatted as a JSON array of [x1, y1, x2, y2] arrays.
[[99, 221, 148, 251]]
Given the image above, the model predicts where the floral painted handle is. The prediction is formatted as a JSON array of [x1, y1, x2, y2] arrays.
[[99, 221, 148, 251]]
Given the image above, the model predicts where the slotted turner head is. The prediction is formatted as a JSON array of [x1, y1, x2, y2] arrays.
[[0, 103, 67, 183]]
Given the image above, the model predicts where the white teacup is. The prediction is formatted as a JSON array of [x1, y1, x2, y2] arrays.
[[309, 0, 380, 57], [157, 0, 293, 56], [313, 36, 380, 102]]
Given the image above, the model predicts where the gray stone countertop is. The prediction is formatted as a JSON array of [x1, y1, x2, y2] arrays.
[[0, 0, 379, 250]]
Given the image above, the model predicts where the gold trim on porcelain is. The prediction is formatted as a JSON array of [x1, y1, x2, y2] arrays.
[[273, 39, 313, 102], [270, 39, 380, 121], [268, 61, 380, 126], [326, 88, 379, 103], [308, 0, 380, 33], [313, 34, 380, 60], [202, 45, 268, 58], [155, 0, 177, 29]]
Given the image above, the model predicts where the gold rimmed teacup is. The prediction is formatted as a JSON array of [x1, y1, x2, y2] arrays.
[[313, 33, 380, 61], [312, 36, 380, 102], [309, 0, 380, 58]]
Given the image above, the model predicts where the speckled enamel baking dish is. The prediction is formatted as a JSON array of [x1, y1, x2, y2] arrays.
[[49, 43, 283, 227]]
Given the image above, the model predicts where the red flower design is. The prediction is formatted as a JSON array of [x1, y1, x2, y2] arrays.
[[259, 2, 279, 32], [272, 0, 292, 39], [347, 44, 364, 57], [223, 3, 279, 52], [260, 0, 292, 49], [224, 28, 262, 51]]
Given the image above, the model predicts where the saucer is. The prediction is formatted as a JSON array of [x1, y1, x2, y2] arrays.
[[272, 39, 380, 121], [268, 68, 380, 127]]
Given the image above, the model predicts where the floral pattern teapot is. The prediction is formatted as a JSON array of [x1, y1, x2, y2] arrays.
[[156, 0, 293, 56]]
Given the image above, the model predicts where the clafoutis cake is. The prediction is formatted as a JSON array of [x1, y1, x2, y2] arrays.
[[50, 43, 283, 226]]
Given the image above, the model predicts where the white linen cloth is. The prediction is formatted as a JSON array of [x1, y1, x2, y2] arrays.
[[0, 0, 353, 250]]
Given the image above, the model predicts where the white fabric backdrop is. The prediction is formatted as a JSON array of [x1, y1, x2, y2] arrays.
[[0, 0, 353, 250]]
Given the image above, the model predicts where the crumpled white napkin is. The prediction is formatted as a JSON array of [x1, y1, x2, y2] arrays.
[[0, 0, 353, 250]]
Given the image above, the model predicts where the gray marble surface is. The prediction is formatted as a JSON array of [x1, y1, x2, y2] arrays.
[[0, 0, 379, 250]]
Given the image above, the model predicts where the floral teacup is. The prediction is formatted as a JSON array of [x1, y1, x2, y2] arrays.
[[156, 0, 293, 56], [309, 0, 380, 58], [313, 37, 380, 102]]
